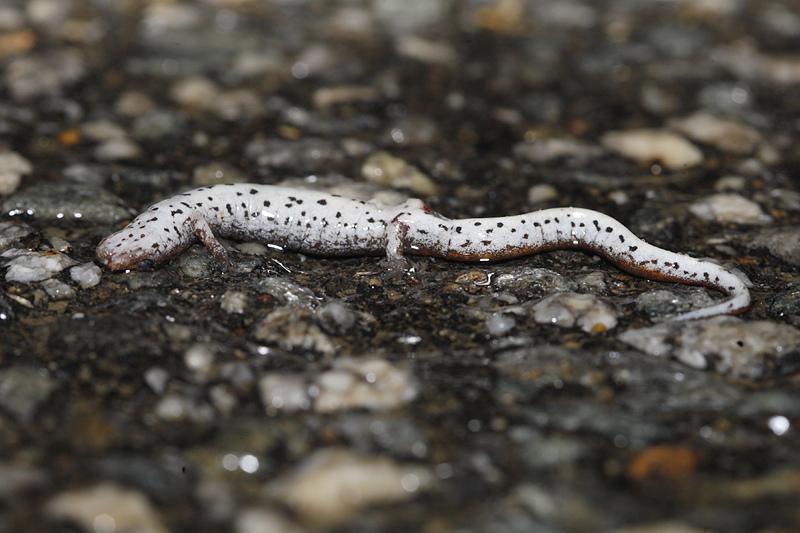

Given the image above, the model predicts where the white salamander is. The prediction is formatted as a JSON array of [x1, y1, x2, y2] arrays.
[[96, 183, 750, 320]]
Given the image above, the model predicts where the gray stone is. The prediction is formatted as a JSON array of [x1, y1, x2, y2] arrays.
[[619, 317, 800, 378], [0, 366, 55, 422], [2, 182, 133, 224]]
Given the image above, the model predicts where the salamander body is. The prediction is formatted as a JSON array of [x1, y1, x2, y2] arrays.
[[96, 184, 750, 320]]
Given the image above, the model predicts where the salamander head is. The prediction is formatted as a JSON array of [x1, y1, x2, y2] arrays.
[[96, 223, 173, 271]]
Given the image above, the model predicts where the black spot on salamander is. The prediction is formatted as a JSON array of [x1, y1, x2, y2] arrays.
[[571, 221, 576, 228], [208, 196, 213, 201], [703, 272, 710, 278], [533, 222, 541, 227], [226, 204, 233, 215], [336, 212, 342, 218], [497, 222, 504, 227], [195, 203, 203, 207], [368, 218, 375, 223], [317, 199, 327, 205], [418, 229, 428, 235], [605, 227, 613, 233], [180, 202, 191, 208], [285, 203, 293, 208], [481, 240, 491, 245], [455, 226, 462, 233], [554, 217, 560, 223], [296, 199, 303, 204], [151, 243, 159, 249], [249, 189, 258, 194], [593, 220, 600, 230], [486, 229, 494, 234], [619, 235, 625, 242], [728, 286, 734, 290], [629, 246, 638, 252], [263, 200, 270, 207], [523, 233, 529, 239], [460, 240, 472, 248], [211, 206, 220, 212], [474, 222, 482, 226], [511, 228, 516, 233], [240, 202, 246, 209], [579, 222, 585, 227]]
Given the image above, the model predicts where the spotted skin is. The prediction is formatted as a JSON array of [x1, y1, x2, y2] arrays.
[[96, 184, 750, 320]]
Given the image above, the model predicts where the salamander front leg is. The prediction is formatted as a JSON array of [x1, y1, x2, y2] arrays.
[[188, 212, 230, 265]]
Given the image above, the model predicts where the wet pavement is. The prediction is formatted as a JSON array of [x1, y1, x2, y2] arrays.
[[1, 1, 800, 532]]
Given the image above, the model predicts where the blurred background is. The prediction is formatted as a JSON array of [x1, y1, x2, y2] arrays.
[[1, 1, 800, 532]]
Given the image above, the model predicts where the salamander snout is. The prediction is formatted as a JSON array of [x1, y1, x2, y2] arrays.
[[96, 227, 162, 271]]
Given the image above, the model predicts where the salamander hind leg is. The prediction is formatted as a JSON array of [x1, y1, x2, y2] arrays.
[[188, 212, 230, 265]]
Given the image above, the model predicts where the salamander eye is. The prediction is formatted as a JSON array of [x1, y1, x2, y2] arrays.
[[136, 259, 154, 271]]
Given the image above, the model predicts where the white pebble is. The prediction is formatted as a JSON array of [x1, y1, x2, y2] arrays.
[[259, 374, 311, 413], [669, 112, 762, 155], [69, 263, 102, 288], [314, 358, 417, 412], [602, 129, 703, 170], [527, 184, 558, 204], [220, 290, 248, 314], [0, 151, 33, 195], [689, 193, 771, 225], [41, 279, 75, 300], [486, 313, 516, 336], [267, 448, 431, 527], [2, 249, 77, 283], [533, 292, 618, 333], [94, 138, 141, 161], [184, 343, 215, 374], [144, 367, 169, 394]]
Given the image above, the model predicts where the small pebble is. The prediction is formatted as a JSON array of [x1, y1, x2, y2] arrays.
[[45, 483, 168, 533], [0, 151, 32, 195], [514, 137, 601, 163], [361, 152, 438, 196], [527, 184, 558, 204], [184, 344, 215, 374], [689, 193, 771, 224], [220, 290, 248, 314], [259, 374, 311, 413], [267, 448, 431, 527], [669, 112, 762, 155], [602, 129, 703, 170], [532, 292, 618, 333], [94, 138, 141, 161], [69, 263, 101, 288], [486, 313, 516, 336], [2, 249, 77, 283], [618, 316, 800, 378], [41, 278, 75, 300], [314, 358, 417, 412], [0, 222, 35, 252], [144, 367, 169, 394]]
